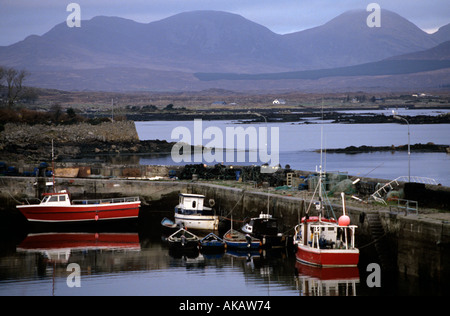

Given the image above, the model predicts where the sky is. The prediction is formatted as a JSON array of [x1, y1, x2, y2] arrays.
[[1, 0, 449, 46]]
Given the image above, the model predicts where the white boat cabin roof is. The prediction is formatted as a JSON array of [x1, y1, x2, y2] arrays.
[[41, 190, 71, 206], [179, 193, 205, 198], [178, 193, 207, 210]]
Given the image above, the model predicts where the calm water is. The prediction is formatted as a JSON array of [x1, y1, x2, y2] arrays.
[[0, 224, 436, 297], [135, 109, 450, 185]]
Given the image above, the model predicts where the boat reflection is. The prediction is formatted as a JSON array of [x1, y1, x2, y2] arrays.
[[17, 232, 141, 265], [294, 261, 360, 296]]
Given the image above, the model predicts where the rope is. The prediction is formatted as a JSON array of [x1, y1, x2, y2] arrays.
[[358, 232, 387, 249], [220, 190, 245, 221], [219, 216, 245, 223]]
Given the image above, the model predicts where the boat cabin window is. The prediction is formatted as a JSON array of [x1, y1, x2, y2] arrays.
[[192, 201, 196, 209], [49, 196, 58, 202], [59, 195, 66, 202]]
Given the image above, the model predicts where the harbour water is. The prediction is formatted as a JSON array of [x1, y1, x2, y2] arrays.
[[0, 221, 444, 297], [135, 109, 450, 186]]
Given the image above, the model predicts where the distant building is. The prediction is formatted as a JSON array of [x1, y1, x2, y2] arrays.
[[273, 99, 286, 105]]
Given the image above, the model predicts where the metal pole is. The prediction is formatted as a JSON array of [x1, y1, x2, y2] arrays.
[[253, 112, 269, 214], [407, 120, 410, 182], [393, 114, 411, 182]]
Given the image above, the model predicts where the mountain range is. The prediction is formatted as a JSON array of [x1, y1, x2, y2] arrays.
[[1, 9, 449, 92]]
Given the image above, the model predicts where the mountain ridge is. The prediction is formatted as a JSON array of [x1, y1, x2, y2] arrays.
[[1, 9, 449, 91]]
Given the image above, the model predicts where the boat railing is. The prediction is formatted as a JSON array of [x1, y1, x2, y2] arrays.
[[24, 197, 42, 205], [309, 224, 358, 250], [72, 196, 140, 205], [389, 198, 418, 215]]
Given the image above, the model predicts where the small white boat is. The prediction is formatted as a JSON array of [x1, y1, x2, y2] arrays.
[[174, 193, 219, 231]]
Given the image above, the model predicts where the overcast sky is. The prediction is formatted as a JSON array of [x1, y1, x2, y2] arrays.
[[1, 0, 449, 46]]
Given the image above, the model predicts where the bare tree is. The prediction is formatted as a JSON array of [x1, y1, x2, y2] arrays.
[[0, 66, 5, 82], [3, 67, 28, 108]]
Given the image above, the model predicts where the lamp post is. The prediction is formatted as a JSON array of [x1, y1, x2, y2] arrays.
[[253, 112, 270, 214], [253, 112, 268, 152], [393, 112, 411, 182]]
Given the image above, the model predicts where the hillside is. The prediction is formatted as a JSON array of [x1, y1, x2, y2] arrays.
[[0, 10, 449, 92]]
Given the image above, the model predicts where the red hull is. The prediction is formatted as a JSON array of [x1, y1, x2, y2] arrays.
[[17, 202, 140, 223], [296, 245, 359, 267]]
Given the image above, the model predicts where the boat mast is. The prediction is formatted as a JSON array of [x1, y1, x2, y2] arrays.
[[318, 100, 324, 218], [52, 139, 55, 193]]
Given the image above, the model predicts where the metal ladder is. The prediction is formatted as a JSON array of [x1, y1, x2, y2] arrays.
[[370, 176, 437, 204]]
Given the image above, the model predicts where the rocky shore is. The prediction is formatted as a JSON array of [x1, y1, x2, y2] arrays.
[[126, 109, 450, 124], [324, 143, 450, 154], [0, 121, 175, 162]]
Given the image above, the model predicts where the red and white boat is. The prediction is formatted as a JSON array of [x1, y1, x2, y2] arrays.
[[293, 213, 359, 267], [293, 173, 359, 267], [17, 190, 141, 223]]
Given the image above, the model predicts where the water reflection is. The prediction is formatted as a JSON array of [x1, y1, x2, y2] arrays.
[[294, 262, 359, 296], [0, 230, 303, 296]]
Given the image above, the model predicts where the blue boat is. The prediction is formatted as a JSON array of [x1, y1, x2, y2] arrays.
[[199, 233, 226, 252], [223, 229, 261, 249]]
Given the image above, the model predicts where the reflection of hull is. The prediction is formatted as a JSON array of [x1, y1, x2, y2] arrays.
[[174, 214, 219, 231], [17, 201, 141, 223], [17, 232, 141, 251], [295, 261, 359, 280], [296, 244, 359, 267], [294, 261, 359, 296]]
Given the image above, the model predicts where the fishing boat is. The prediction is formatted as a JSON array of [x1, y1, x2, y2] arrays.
[[174, 193, 219, 231], [293, 190, 359, 267], [223, 229, 261, 249], [167, 228, 200, 250], [16, 190, 141, 223], [199, 233, 226, 252], [241, 213, 286, 248], [16, 141, 141, 224], [293, 114, 359, 267]]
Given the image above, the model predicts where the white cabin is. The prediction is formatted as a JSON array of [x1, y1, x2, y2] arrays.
[[177, 193, 205, 212], [40, 191, 71, 206]]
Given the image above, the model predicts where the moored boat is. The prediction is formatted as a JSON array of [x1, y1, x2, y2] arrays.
[[241, 213, 286, 248], [174, 193, 219, 231], [16, 190, 141, 223], [293, 119, 359, 267], [223, 229, 261, 249], [199, 233, 226, 252], [167, 228, 200, 250], [293, 191, 359, 267]]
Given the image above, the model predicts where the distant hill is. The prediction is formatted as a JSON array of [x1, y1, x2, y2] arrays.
[[195, 41, 450, 81], [432, 23, 450, 43], [0, 10, 449, 92]]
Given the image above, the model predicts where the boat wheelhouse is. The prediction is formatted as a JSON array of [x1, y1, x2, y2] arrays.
[[241, 213, 286, 248], [174, 193, 219, 231]]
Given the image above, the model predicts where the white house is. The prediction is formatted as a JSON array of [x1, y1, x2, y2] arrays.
[[272, 99, 286, 105]]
